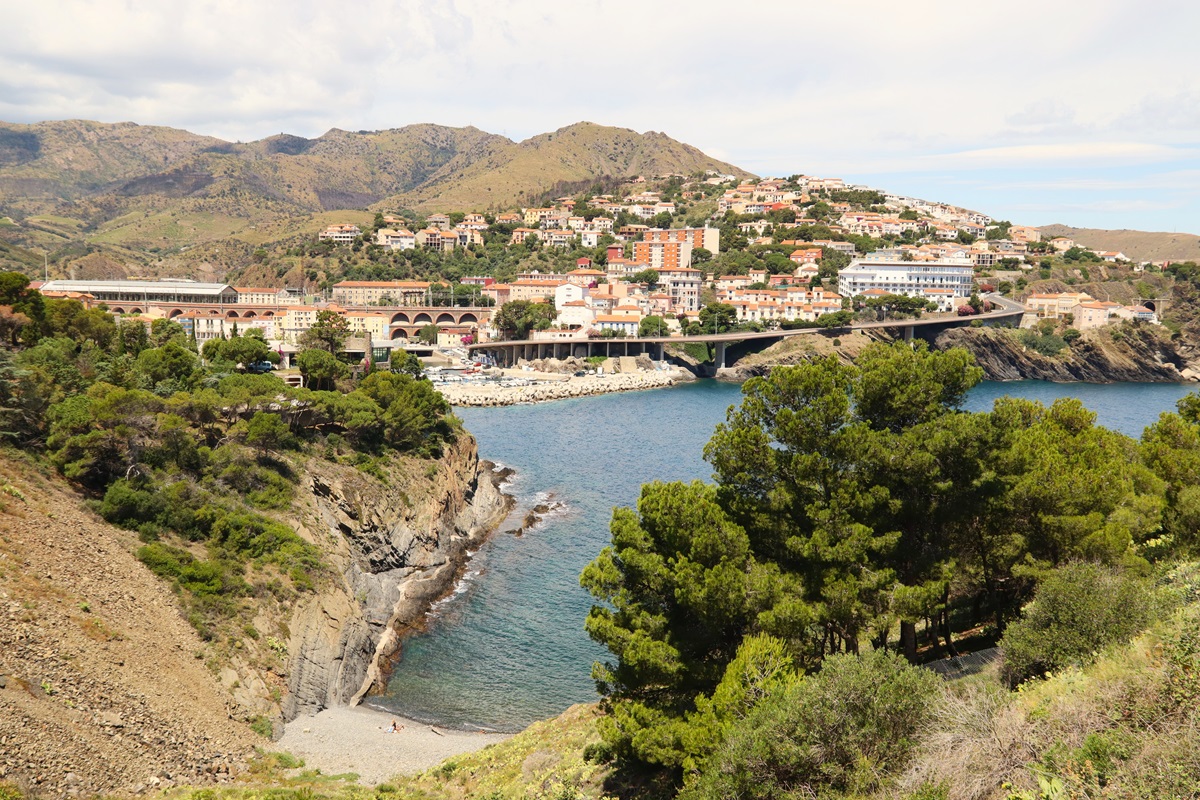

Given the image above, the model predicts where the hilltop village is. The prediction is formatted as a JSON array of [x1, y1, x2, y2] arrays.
[[32, 173, 1169, 377]]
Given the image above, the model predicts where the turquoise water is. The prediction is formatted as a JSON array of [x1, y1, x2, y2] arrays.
[[373, 379, 1197, 732]]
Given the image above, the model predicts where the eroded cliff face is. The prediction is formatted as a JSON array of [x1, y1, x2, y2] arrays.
[[280, 435, 509, 720], [932, 325, 1199, 383]]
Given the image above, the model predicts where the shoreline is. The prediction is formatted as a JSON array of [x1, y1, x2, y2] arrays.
[[275, 463, 524, 786], [436, 369, 688, 406], [275, 703, 510, 785], [357, 457, 517, 698]]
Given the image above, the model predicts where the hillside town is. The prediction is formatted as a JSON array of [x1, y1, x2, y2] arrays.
[[32, 173, 1166, 370]]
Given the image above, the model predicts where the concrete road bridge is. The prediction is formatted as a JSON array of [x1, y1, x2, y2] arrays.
[[468, 295, 1025, 372]]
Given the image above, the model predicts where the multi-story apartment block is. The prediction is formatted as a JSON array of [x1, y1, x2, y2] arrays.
[[375, 228, 416, 250], [416, 228, 456, 252], [233, 287, 283, 305], [633, 239, 694, 271], [510, 228, 540, 245], [523, 208, 557, 226], [837, 258, 975, 300], [182, 313, 277, 343], [331, 281, 432, 306], [641, 226, 720, 254], [654, 266, 703, 312], [344, 311, 390, 340], [1025, 292, 1096, 319], [541, 229, 574, 248], [509, 279, 567, 303], [318, 224, 361, 243]]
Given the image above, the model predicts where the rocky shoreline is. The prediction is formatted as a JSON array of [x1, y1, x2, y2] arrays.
[[283, 439, 513, 721], [437, 370, 686, 407], [932, 326, 1199, 383]]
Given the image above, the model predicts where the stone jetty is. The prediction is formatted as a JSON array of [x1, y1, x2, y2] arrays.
[[436, 370, 683, 406]]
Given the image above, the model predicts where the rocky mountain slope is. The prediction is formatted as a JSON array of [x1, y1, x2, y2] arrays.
[[0, 119, 749, 226], [0, 454, 257, 796], [1038, 224, 1200, 263], [0, 433, 510, 795], [384, 122, 752, 212]]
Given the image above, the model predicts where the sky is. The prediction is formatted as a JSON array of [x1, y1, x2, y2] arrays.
[[2, 0, 1198, 233]]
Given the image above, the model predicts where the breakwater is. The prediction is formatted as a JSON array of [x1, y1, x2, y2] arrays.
[[436, 371, 684, 407]]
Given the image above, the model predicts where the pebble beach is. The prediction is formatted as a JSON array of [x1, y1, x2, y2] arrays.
[[275, 704, 510, 785]]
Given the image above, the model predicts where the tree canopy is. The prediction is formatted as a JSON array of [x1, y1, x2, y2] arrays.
[[581, 340, 1193, 791]]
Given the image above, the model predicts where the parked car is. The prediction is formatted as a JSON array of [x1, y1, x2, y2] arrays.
[[246, 361, 276, 374]]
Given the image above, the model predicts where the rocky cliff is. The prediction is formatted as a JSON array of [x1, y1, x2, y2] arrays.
[[932, 325, 1200, 383], [0, 431, 508, 793], [280, 435, 509, 720], [714, 329, 890, 382]]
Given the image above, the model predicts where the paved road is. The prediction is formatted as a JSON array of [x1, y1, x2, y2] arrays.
[[470, 294, 1025, 351]]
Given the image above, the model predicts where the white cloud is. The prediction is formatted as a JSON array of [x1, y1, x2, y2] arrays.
[[1, 0, 1199, 230]]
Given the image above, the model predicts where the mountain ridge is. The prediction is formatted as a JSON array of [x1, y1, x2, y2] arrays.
[[0, 118, 751, 220]]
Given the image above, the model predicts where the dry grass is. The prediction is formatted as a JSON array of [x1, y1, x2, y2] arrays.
[[900, 602, 1200, 800]]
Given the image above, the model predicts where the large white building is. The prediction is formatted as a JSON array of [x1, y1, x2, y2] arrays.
[[837, 257, 974, 301], [39, 279, 238, 306]]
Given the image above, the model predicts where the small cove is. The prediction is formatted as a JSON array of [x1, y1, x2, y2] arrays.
[[374, 379, 1197, 732]]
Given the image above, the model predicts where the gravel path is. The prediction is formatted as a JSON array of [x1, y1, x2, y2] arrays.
[[275, 704, 511, 785]]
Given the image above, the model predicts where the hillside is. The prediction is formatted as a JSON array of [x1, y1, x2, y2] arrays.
[[1039, 223, 1200, 262], [383, 122, 753, 212], [0, 453, 258, 795], [0, 119, 751, 265]]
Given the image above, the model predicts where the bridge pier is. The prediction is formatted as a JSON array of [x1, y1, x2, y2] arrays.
[[714, 341, 727, 370], [904, 326, 914, 342]]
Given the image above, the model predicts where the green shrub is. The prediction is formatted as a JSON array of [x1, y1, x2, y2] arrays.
[[1000, 562, 1156, 686], [687, 650, 942, 799], [250, 715, 275, 738], [1017, 329, 1068, 356]]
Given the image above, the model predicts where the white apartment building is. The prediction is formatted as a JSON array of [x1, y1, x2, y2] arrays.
[[233, 287, 283, 305], [183, 314, 277, 343], [375, 228, 416, 250], [318, 224, 362, 243], [837, 257, 975, 300], [654, 266, 703, 312]]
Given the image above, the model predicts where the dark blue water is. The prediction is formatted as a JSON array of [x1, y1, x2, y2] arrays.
[[375, 379, 1196, 731]]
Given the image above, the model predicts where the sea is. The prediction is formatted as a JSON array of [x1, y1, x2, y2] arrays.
[[371, 379, 1197, 732]]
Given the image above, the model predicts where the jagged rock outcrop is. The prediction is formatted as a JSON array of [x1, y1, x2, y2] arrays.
[[714, 330, 889, 381], [282, 435, 509, 720], [932, 325, 1197, 383]]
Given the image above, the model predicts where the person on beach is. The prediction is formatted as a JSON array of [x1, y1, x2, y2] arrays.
[[389, 720, 403, 733]]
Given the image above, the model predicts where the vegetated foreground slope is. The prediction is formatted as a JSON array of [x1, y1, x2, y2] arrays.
[[1039, 223, 1200, 263], [0, 453, 257, 796]]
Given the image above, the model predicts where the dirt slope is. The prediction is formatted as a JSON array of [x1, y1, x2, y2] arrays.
[[1039, 224, 1200, 263], [0, 455, 257, 796]]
